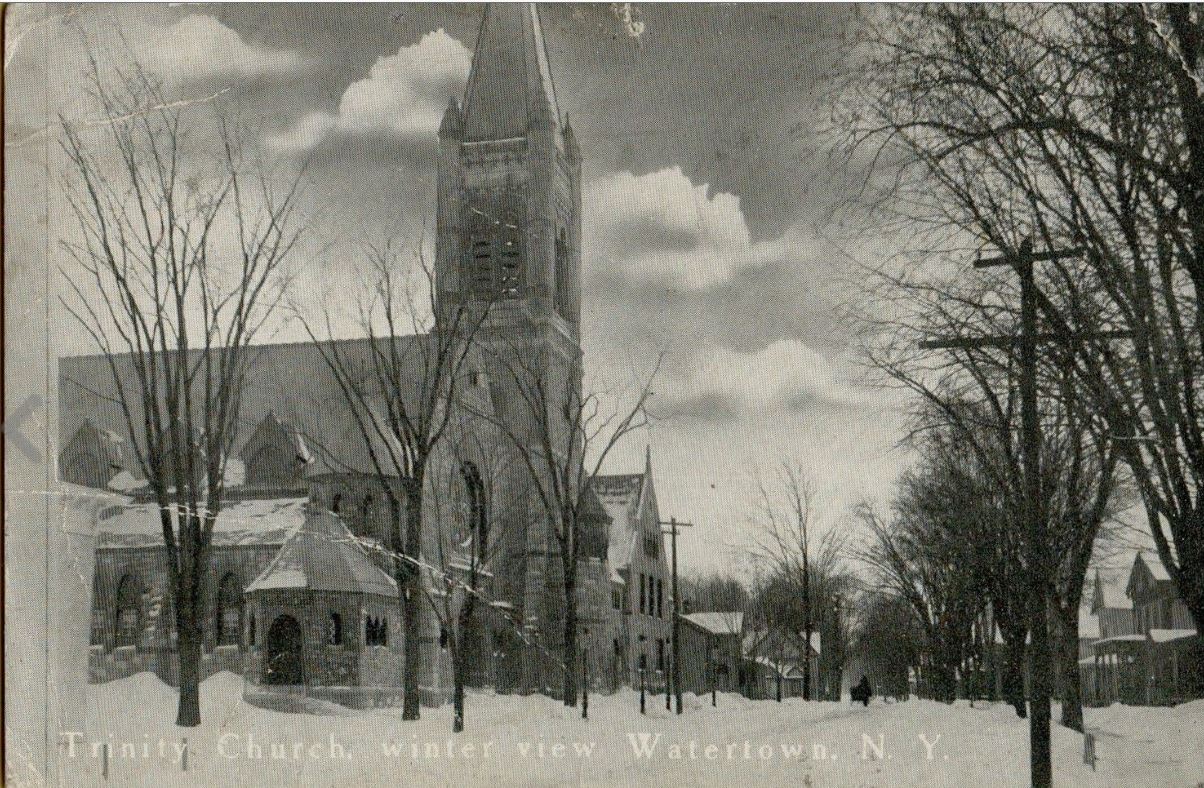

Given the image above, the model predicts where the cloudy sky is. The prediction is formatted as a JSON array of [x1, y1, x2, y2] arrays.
[[7, 3, 910, 575]]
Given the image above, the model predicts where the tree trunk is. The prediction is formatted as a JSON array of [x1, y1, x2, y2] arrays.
[[1052, 603, 1084, 732], [562, 567, 578, 707], [1002, 633, 1027, 719], [175, 613, 202, 727], [803, 623, 813, 701], [452, 587, 477, 733], [401, 480, 424, 721], [452, 654, 466, 733]]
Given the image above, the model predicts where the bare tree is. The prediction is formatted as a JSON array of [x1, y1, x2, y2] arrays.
[[59, 56, 302, 726], [297, 243, 491, 722], [832, 3, 1203, 644], [746, 462, 846, 701], [478, 347, 660, 707], [421, 427, 520, 732], [853, 457, 988, 703], [681, 571, 750, 614]]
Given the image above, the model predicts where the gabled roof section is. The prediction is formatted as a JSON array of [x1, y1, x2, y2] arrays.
[[595, 473, 644, 570], [240, 412, 312, 466], [461, 3, 560, 141], [246, 507, 398, 597], [1127, 551, 1173, 597], [596, 447, 658, 571]]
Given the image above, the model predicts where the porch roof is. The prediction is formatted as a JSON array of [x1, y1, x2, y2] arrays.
[[1149, 628, 1197, 644]]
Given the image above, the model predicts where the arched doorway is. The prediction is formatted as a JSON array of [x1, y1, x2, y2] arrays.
[[264, 615, 303, 686]]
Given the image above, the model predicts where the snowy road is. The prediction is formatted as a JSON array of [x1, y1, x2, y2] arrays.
[[41, 672, 1203, 787]]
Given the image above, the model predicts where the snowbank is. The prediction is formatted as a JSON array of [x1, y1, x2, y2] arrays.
[[62, 673, 1203, 787]]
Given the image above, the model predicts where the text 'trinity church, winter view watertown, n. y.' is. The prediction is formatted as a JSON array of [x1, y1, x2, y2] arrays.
[[5, 3, 1204, 787]]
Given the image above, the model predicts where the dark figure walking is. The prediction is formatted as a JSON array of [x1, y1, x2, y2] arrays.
[[851, 675, 873, 707]]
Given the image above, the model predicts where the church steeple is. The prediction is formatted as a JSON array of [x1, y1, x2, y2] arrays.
[[436, 1, 580, 334], [461, 3, 561, 142]]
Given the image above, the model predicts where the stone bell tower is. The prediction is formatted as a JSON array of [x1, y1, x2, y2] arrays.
[[435, 2, 585, 692]]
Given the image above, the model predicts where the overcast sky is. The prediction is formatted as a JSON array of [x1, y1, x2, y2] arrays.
[[7, 3, 912, 576]]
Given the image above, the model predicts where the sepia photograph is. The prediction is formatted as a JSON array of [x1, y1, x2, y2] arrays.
[[4, 3, 1203, 786]]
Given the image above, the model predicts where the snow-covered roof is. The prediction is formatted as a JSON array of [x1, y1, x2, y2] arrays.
[[1094, 633, 1147, 646], [245, 507, 397, 597], [1149, 628, 1197, 644], [594, 472, 646, 571], [97, 497, 309, 549], [684, 611, 743, 636]]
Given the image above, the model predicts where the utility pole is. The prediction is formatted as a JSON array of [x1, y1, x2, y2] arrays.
[[660, 517, 693, 715], [921, 238, 1130, 788]]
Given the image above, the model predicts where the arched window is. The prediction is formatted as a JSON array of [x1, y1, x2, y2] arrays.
[[215, 572, 242, 646], [459, 461, 488, 553], [248, 613, 257, 647], [114, 574, 140, 647], [439, 627, 449, 650], [328, 612, 343, 646]]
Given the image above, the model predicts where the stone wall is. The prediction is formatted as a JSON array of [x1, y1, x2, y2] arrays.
[[91, 544, 279, 654]]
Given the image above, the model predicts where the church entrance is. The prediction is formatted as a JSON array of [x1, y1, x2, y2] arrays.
[[264, 615, 304, 686]]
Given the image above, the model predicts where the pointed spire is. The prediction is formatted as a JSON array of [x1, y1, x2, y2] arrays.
[[461, 3, 561, 141], [644, 443, 652, 476], [439, 95, 462, 140], [563, 113, 580, 163]]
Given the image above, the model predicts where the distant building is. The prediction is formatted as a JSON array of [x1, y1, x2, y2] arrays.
[[742, 627, 821, 700], [677, 611, 743, 696], [1087, 554, 1201, 705], [593, 450, 672, 689]]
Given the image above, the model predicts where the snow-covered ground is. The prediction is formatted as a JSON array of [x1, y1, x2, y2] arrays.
[[60, 672, 1203, 786]]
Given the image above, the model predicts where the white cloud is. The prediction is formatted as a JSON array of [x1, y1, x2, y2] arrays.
[[267, 29, 471, 153], [143, 14, 310, 82], [584, 166, 798, 289], [659, 340, 875, 416]]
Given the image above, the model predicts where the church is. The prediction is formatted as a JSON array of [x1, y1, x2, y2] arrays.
[[60, 3, 673, 707]]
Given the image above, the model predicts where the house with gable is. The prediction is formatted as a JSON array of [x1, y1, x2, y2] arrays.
[[593, 447, 672, 688], [1088, 554, 1201, 705]]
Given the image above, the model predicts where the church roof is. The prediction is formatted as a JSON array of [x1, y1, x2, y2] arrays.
[[245, 507, 398, 597], [60, 335, 497, 484], [461, 2, 560, 141], [96, 496, 309, 549]]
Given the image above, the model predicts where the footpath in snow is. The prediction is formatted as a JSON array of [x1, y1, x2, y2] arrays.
[[49, 672, 1204, 787]]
